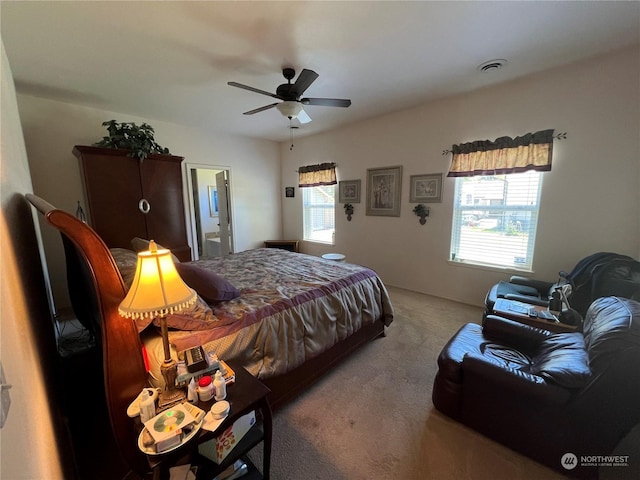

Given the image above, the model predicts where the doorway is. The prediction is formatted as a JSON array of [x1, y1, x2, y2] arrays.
[[185, 164, 234, 260]]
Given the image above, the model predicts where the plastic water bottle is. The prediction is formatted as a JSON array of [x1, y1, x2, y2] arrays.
[[188, 378, 198, 403], [549, 291, 562, 315], [139, 389, 156, 423], [213, 370, 227, 401]]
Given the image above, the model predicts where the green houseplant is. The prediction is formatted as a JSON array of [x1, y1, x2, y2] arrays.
[[413, 204, 429, 225], [344, 203, 354, 221], [93, 120, 171, 161]]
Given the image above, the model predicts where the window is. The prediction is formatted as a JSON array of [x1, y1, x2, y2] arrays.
[[303, 185, 335, 244], [450, 171, 542, 270]]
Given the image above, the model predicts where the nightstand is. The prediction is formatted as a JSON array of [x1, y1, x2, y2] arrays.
[[146, 360, 272, 480], [263, 240, 299, 253]]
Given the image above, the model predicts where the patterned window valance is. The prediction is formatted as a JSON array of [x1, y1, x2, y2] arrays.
[[298, 162, 337, 187], [447, 129, 554, 177]]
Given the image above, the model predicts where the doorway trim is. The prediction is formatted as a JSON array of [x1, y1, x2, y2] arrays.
[[184, 162, 235, 260]]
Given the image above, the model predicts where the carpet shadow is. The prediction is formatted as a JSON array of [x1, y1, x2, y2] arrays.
[[413, 409, 568, 480]]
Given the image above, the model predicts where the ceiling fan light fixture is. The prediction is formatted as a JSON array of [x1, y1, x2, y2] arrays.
[[276, 101, 303, 119]]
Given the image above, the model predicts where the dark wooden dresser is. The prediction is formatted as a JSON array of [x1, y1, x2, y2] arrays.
[[73, 145, 191, 261]]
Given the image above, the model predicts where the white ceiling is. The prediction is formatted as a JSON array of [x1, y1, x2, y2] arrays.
[[2, 1, 639, 143]]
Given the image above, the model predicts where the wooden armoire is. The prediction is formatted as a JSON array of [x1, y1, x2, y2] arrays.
[[73, 145, 191, 262]]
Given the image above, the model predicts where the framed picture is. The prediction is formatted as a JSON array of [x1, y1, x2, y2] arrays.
[[338, 180, 361, 203], [285, 186, 295, 198], [208, 185, 219, 217], [409, 173, 443, 203], [366, 166, 402, 217]]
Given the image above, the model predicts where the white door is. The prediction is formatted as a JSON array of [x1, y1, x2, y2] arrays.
[[216, 171, 232, 256]]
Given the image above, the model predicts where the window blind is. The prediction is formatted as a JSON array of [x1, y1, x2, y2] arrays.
[[303, 185, 335, 244], [450, 171, 542, 270]]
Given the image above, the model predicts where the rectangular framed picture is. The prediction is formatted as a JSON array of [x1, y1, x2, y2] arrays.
[[338, 180, 361, 203], [366, 166, 402, 217], [208, 185, 219, 217], [409, 173, 443, 203], [285, 186, 295, 198]]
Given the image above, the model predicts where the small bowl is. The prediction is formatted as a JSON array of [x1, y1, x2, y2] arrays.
[[210, 400, 230, 419]]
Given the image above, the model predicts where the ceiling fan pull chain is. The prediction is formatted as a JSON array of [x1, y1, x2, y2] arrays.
[[290, 120, 295, 150]]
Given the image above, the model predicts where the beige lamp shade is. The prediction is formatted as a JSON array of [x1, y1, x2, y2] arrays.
[[118, 241, 197, 319]]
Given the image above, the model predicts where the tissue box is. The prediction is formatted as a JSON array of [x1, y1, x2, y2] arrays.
[[155, 430, 183, 453], [198, 411, 256, 464]]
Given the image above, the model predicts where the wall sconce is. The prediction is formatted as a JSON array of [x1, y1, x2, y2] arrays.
[[344, 203, 354, 221], [413, 204, 429, 225]]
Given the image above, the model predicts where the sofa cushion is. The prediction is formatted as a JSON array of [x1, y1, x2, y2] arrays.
[[530, 333, 591, 388], [437, 323, 532, 383], [496, 280, 540, 298]]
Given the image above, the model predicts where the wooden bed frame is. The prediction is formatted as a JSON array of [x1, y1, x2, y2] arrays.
[[27, 194, 386, 476]]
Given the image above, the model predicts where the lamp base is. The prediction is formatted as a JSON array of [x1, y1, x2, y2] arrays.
[[158, 358, 186, 408]]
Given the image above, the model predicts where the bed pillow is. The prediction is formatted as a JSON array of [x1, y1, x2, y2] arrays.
[[131, 237, 180, 263], [159, 295, 218, 331], [150, 294, 217, 332], [109, 248, 138, 289], [127, 294, 216, 333], [175, 262, 240, 303]]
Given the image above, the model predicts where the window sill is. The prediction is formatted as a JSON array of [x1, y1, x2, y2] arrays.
[[447, 259, 533, 275]]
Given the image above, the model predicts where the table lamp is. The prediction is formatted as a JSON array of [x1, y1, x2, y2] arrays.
[[119, 240, 197, 407]]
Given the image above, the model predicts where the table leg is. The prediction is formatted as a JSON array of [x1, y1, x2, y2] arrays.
[[261, 398, 272, 480]]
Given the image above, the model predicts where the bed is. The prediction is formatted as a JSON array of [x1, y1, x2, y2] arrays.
[[26, 194, 393, 476]]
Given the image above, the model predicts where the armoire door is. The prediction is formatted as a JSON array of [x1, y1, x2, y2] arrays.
[[76, 147, 148, 249], [139, 157, 190, 260]]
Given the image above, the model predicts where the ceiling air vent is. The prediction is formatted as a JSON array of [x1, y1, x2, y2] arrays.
[[477, 59, 507, 73]]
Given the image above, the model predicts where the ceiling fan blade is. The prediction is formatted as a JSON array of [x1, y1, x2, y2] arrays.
[[301, 97, 351, 108], [293, 69, 319, 97], [228, 81, 280, 99], [297, 108, 312, 124], [243, 103, 279, 115]]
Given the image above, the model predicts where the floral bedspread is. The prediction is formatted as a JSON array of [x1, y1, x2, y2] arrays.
[[144, 248, 394, 382]]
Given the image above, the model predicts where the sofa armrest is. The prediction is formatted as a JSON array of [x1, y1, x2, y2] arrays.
[[462, 353, 571, 405], [483, 315, 552, 350], [509, 275, 554, 293], [503, 293, 549, 306]]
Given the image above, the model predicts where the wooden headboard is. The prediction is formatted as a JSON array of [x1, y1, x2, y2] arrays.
[[26, 194, 148, 475]]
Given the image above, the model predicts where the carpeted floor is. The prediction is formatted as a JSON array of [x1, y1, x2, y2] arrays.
[[248, 286, 568, 480]]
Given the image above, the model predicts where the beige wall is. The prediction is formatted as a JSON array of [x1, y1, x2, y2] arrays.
[[0, 41, 69, 479], [16, 96, 282, 311], [282, 46, 640, 306], [11, 45, 640, 314]]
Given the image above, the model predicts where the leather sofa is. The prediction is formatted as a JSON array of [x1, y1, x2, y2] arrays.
[[432, 296, 640, 477]]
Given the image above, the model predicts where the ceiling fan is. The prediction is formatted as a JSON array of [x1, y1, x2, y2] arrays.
[[227, 68, 351, 124]]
